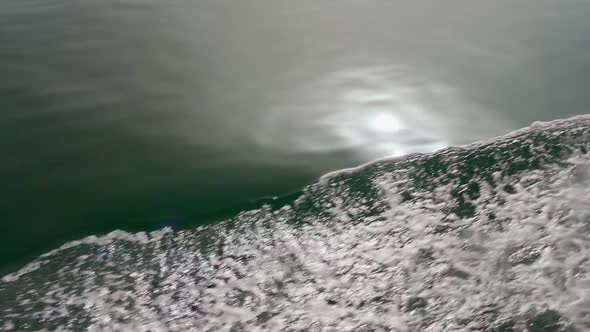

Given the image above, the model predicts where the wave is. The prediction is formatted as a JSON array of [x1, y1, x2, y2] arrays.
[[2, 115, 590, 331]]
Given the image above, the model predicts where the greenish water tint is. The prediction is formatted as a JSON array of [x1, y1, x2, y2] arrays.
[[2, 115, 590, 330], [1, 0, 590, 273]]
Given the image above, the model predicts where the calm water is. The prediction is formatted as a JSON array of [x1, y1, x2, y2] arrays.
[[1, 0, 590, 273]]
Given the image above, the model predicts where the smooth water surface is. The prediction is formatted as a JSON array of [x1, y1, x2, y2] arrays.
[[1, 0, 590, 272]]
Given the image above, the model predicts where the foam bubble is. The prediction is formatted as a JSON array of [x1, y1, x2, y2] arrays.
[[1, 115, 590, 331]]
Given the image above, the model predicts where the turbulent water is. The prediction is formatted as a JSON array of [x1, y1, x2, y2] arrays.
[[2, 116, 590, 331], [3, 0, 590, 271]]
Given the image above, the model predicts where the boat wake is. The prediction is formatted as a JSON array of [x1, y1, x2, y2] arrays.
[[2, 116, 590, 331]]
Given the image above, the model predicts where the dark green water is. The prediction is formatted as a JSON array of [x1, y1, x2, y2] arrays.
[[3, 114, 590, 330], [1, 0, 590, 274]]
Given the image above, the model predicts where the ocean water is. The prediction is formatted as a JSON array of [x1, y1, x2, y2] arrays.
[[2, 116, 590, 331], [1, 0, 590, 330]]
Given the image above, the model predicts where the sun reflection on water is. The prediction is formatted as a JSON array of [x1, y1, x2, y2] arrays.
[[256, 63, 506, 162]]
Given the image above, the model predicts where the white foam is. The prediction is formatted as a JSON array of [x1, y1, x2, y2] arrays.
[[1, 115, 590, 331]]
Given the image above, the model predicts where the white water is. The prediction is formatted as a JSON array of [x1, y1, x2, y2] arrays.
[[2, 117, 590, 331]]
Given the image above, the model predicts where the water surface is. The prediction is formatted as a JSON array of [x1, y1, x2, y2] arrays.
[[1, 0, 590, 272]]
